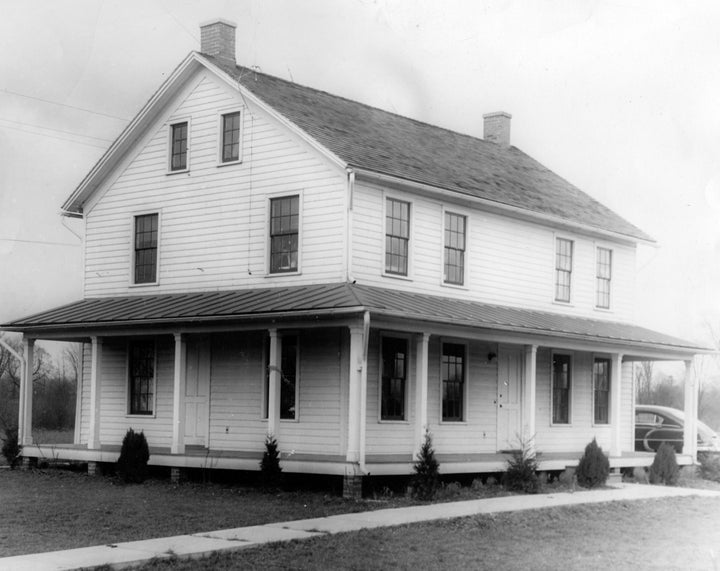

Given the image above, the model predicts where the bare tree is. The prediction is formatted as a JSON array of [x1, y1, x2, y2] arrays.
[[635, 361, 655, 404]]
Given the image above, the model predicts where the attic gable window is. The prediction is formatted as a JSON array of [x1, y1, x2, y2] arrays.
[[385, 198, 410, 276], [221, 111, 241, 163], [596, 247, 612, 309], [134, 213, 158, 284], [269, 195, 299, 273], [170, 121, 188, 171], [554, 237, 573, 303]]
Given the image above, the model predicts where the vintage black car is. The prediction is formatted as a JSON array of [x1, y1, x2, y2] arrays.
[[635, 404, 720, 453]]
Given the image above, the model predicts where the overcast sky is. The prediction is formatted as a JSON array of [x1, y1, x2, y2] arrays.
[[0, 0, 718, 349]]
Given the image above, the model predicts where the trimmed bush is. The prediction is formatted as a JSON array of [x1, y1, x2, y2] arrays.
[[698, 452, 720, 483], [504, 444, 540, 494], [116, 428, 150, 483], [649, 442, 679, 485], [411, 430, 440, 501], [1, 426, 20, 469], [576, 438, 610, 489], [259, 435, 283, 491]]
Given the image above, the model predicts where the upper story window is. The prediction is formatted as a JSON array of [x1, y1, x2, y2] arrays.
[[554, 238, 573, 303], [385, 198, 410, 276], [593, 357, 610, 424], [381, 336, 407, 421], [444, 212, 466, 286], [263, 334, 299, 420], [596, 247, 613, 309], [129, 340, 155, 415], [221, 111, 241, 163], [269, 195, 299, 273], [134, 213, 158, 284], [170, 122, 188, 172], [552, 353, 572, 424], [441, 342, 465, 422]]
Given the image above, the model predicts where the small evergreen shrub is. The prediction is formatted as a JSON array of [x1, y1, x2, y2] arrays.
[[1, 426, 20, 469], [116, 428, 150, 483], [698, 452, 720, 483], [259, 435, 283, 491], [504, 444, 540, 494], [411, 430, 440, 501], [558, 467, 576, 488], [649, 442, 679, 485], [575, 438, 610, 489]]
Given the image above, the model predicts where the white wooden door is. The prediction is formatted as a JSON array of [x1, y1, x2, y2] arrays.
[[497, 346, 523, 451], [184, 338, 210, 446]]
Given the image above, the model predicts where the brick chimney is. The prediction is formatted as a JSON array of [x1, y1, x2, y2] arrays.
[[200, 19, 237, 66], [483, 111, 512, 147]]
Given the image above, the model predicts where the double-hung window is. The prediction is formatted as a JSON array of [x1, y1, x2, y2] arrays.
[[264, 335, 299, 420], [269, 196, 299, 273], [596, 247, 612, 309], [385, 198, 410, 276], [381, 337, 407, 420], [170, 121, 188, 171], [221, 111, 241, 163], [129, 341, 155, 415], [593, 358, 610, 424], [554, 238, 573, 302], [134, 213, 158, 284], [444, 212, 466, 285], [552, 353, 571, 424], [442, 343, 465, 421]]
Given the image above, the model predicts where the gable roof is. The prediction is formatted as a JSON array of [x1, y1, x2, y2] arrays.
[[208, 56, 652, 243], [63, 51, 652, 243], [3, 283, 705, 356]]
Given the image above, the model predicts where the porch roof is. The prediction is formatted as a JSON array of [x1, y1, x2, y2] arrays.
[[2, 282, 706, 354]]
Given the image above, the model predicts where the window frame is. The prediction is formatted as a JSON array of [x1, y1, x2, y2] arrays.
[[379, 334, 410, 422], [440, 340, 467, 423], [554, 236, 574, 304], [130, 211, 160, 287], [551, 351, 573, 425], [168, 119, 190, 173], [383, 196, 412, 278], [267, 194, 301, 275], [262, 333, 300, 422], [592, 356, 611, 425], [127, 339, 157, 417], [595, 246, 613, 310], [443, 211, 467, 287], [218, 109, 243, 165]]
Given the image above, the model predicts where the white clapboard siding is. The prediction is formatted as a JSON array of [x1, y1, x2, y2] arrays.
[[84, 69, 346, 297], [351, 182, 637, 321], [533, 349, 615, 453]]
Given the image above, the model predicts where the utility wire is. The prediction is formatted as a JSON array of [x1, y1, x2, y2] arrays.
[[0, 117, 115, 143], [0, 238, 80, 247], [0, 88, 129, 121], [0, 123, 108, 149]]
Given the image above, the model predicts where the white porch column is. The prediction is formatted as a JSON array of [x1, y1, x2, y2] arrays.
[[523, 344, 537, 453], [610, 353, 624, 457], [87, 337, 102, 450], [171, 333, 187, 455], [19, 338, 34, 446], [683, 359, 698, 459], [414, 333, 430, 455], [267, 329, 281, 438], [346, 325, 364, 463]]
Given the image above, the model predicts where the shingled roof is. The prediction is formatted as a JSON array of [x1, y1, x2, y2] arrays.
[[207, 56, 652, 242]]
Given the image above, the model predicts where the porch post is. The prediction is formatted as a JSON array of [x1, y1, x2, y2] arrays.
[[523, 344, 537, 452], [415, 333, 430, 454], [610, 353, 624, 457], [346, 325, 364, 463], [267, 329, 281, 438], [683, 359, 698, 459], [171, 333, 187, 455], [87, 336, 102, 450], [19, 338, 35, 446]]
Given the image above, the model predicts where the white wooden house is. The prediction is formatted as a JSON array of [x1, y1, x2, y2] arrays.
[[3, 20, 706, 496]]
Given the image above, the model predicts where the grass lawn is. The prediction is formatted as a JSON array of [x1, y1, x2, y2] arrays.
[[125, 496, 720, 570]]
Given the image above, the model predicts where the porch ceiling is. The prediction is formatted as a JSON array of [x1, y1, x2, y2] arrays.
[[1, 282, 708, 355]]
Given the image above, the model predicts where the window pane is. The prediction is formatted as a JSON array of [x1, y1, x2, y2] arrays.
[[381, 337, 407, 420], [594, 358, 610, 424], [134, 214, 158, 284], [442, 343, 465, 421], [444, 213, 466, 285], [596, 248, 612, 308], [270, 196, 299, 273], [385, 199, 410, 275], [129, 342, 154, 415], [552, 354, 571, 424], [222, 112, 241, 162], [555, 238, 573, 302], [171, 122, 188, 171]]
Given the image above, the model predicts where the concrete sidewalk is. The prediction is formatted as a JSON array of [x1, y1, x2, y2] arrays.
[[2, 483, 719, 570]]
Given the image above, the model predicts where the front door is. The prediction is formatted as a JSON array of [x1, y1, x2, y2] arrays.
[[497, 346, 523, 451], [184, 337, 210, 446]]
